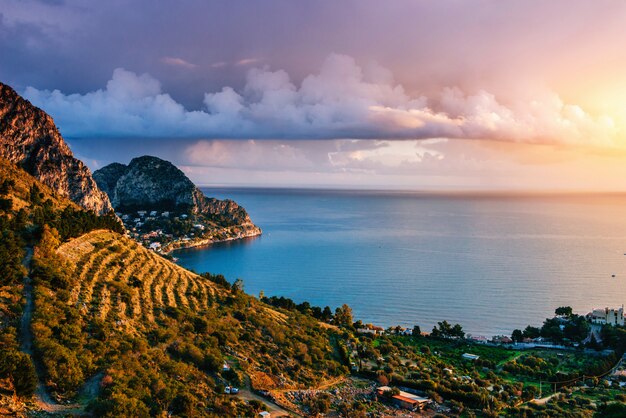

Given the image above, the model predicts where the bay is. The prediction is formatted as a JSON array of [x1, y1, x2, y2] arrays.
[[174, 189, 626, 337]]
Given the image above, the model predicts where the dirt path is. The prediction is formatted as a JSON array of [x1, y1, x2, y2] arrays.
[[20, 248, 102, 415]]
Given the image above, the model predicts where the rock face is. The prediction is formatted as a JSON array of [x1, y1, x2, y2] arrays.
[[94, 155, 256, 225], [0, 82, 113, 214]]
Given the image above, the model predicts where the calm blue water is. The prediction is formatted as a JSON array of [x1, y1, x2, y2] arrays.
[[174, 189, 626, 336]]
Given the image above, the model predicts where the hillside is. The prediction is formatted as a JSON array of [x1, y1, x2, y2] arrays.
[[0, 158, 345, 416], [30, 231, 345, 416], [0, 82, 113, 214], [0, 158, 76, 214], [93, 156, 261, 251]]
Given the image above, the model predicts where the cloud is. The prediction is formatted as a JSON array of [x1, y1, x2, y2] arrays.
[[24, 54, 620, 146], [235, 58, 262, 66], [160, 56, 197, 69]]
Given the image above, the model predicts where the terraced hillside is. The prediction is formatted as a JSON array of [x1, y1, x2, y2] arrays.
[[57, 230, 220, 332], [30, 228, 347, 415]]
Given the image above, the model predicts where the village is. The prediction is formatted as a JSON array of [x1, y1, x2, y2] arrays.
[[116, 209, 211, 253]]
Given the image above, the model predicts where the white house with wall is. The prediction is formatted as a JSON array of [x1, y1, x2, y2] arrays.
[[590, 307, 625, 326]]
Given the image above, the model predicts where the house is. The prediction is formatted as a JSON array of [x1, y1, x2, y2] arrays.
[[357, 327, 383, 336], [590, 307, 625, 326], [222, 362, 230, 371], [142, 231, 159, 240], [357, 324, 385, 335], [150, 210, 158, 217], [161, 211, 170, 217], [462, 353, 480, 361], [148, 242, 161, 251], [259, 412, 271, 418], [376, 386, 430, 411], [137, 210, 147, 217], [492, 335, 513, 344], [469, 335, 488, 342]]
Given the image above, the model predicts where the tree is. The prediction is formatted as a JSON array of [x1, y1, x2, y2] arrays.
[[555, 306, 573, 318], [248, 399, 267, 413], [412, 325, 422, 338], [523, 326, 541, 339], [232, 278, 244, 293], [598, 402, 626, 418], [13, 354, 38, 396], [0, 229, 25, 285], [334, 304, 353, 328], [511, 329, 523, 343], [322, 306, 333, 322], [431, 320, 464, 338], [171, 391, 197, 417], [0, 351, 38, 397], [451, 323, 465, 338], [587, 333, 601, 351], [521, 385, 538, 401]]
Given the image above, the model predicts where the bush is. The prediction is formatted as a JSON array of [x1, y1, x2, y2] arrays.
[[0, 350, 38, 396]]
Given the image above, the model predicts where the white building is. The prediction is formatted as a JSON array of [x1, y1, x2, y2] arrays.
[[591, 307, 625, 326]]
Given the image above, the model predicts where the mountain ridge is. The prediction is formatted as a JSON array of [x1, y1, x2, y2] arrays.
[[0, 82, 113, 214]]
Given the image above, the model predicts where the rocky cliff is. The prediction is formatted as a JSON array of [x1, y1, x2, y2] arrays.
[[0, 82, 113, 214], [93, 155, 261, 242]]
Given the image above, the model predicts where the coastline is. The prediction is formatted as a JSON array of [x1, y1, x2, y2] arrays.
[[162, 222, 262, 254]]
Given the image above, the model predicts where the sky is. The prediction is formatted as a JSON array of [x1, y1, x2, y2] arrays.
[[2, 0, 626, 190]]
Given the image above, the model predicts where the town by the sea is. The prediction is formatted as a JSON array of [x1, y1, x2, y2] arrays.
[[174, 188, 626, 337]]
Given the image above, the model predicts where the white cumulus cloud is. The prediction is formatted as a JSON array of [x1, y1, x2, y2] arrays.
[[24, 54, 619, 146]]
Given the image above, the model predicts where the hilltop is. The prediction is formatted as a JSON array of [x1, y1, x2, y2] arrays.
[[0, 82, 112, 214], [93, 156, 261, 251]]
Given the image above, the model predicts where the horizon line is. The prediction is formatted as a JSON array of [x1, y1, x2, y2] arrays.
[[195, 184, 626, 196]]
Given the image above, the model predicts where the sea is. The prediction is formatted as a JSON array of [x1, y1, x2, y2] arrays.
[[174, 189, 626, 337]]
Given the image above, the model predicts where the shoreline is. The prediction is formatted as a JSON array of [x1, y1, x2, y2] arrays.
[[162, 223, 262, 255]]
